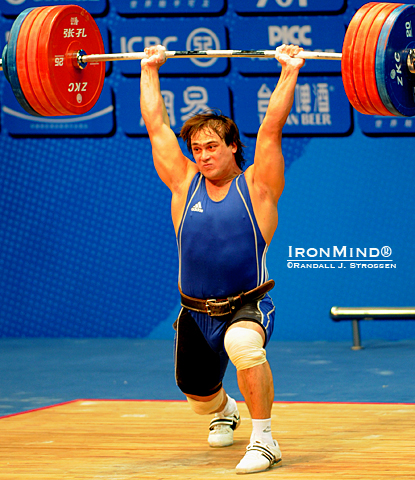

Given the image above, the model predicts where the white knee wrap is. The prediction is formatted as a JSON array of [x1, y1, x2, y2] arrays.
[[224, 327, 266, 371], [187, 388, 225, 415]]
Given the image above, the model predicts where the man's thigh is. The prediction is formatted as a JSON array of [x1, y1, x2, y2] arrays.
[[175, 309, 229, 397]]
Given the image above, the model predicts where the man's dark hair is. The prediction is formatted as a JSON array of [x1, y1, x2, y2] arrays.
[[180, 111, 247, 170]]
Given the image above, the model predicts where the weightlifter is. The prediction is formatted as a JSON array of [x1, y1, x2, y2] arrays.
[[140, 43, 304, 474]]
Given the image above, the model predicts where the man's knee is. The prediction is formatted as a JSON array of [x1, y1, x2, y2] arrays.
[[186, 388, 226, 415], [224, 326, 266, 371]]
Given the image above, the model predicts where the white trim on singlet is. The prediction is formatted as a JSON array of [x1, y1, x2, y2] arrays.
[[235, 176, 261, 287], [177, 174, 203, 289], [255, 296, 275, 331], [263, 302, 275, 331], [261, 245, 269, 285], [256, 298, 265, 327]]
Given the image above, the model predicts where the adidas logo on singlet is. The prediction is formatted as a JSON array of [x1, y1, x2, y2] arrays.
[[191, 201, 204, 213]]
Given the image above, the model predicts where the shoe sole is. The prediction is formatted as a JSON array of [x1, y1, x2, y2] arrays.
[[236, 458, 282, 474], [209, 440, 234, 448]]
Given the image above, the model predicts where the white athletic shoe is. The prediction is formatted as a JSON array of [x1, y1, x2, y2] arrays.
[[235, 440, 282, 474], [208, 410, 241, 447]]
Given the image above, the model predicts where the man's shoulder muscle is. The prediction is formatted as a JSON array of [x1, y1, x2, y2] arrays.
[[243, 165, 280, 245], [170, 163, 199, 233]]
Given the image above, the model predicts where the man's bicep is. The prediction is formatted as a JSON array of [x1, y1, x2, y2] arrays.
[[251, 131, 285, 201], [150, 126, 193, 190]]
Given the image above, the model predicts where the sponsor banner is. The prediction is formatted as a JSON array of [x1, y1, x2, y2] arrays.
[[233, 76, 351, 135], [113, 0, 225, 15], [358, 113, 415, 135], [2, 83, 114, 135], [231, 17, 344, 74], [113, 18, 227, 75], [0, 0, 106, 16], [234, 0, 345, 14], [117, 77, 231, 134]]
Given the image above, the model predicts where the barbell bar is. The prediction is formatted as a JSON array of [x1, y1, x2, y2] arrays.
[[77, 49, 343, 65], [0, 2, 415, 118]]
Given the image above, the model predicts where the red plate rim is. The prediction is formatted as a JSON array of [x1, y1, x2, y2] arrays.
[[26, 6, 68, 116], [352, 3, 392, 115], [342, 2, 379, 114], [16, 7, 51, 116], [364, 3, 404, 116]]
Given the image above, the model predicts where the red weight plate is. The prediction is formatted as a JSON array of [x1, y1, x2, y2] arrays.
[[33, 6, 78, 115], [342, 2, 379, 114], [37, 5, 105, 116], [352, 3, 392, 115], [16, 7, 52, 116], [364, 3, 403, 116], [26, 6, 67, 116]]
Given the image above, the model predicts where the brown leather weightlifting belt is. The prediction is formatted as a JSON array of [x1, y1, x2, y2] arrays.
[[179, 279, 275, 317]]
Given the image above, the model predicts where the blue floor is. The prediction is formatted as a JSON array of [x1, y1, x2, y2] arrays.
[[1, 339, 415, 417]]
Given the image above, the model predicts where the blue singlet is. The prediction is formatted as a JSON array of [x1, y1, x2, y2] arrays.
[[177, 172, 269, 299]]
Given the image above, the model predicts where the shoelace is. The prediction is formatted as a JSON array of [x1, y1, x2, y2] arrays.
[[245, 443, 277, 465]]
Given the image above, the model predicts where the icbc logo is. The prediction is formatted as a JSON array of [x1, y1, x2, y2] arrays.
[[186, 28, 221, 67]]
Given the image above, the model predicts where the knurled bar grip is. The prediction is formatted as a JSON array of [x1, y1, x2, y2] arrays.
[[78, 49, 343, 64]]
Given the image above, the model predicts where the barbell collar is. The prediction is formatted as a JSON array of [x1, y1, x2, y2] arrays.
[[78, 49, 343, 65], [408, 49, 415, 75]]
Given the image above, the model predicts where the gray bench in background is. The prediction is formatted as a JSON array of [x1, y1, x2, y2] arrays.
[[330, 307, 415, 349]]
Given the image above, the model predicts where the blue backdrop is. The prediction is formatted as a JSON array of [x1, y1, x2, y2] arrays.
[[1, 0, 414, 341]]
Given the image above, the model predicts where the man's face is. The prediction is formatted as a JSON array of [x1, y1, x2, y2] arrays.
[[190, 129, 238, 180]]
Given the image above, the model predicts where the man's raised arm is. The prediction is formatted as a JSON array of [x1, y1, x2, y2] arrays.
[[140, 45, 192, 192], [250, 44, 305, 204]]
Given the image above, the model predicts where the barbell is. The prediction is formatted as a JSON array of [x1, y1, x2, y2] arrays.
[[1, 2, 415, 117]]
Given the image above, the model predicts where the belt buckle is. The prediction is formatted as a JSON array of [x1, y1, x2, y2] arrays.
[[205, 299, 217, 316]]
